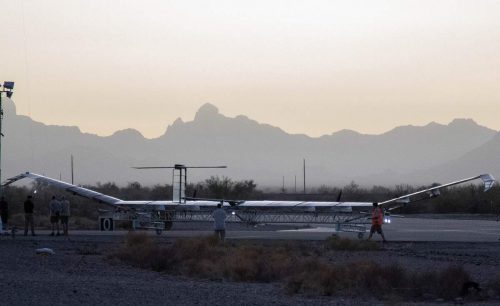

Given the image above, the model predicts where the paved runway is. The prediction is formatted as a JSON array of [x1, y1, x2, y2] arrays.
[[7, 217, 499, 242], [222, 217, 500, 242], [376, 217, 500, 242]]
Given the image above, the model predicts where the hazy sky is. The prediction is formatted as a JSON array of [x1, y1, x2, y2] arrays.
[[1, 0, 499, 138]]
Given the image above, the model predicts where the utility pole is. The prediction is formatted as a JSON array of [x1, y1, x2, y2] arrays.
[[0, 81, 15, 199], [303, 158, 306, 194], [71, 155, 74, 184]]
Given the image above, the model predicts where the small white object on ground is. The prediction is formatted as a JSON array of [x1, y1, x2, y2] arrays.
[[35, 248, 55, 255]]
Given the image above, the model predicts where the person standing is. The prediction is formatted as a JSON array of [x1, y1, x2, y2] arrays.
[[60, 196, 70, 236], [0, 197, 8, 231], [24, 195, 36, 236], [212, 203, 227, 242], [49, 195, 61, 236], [367, 202, 387, 242]]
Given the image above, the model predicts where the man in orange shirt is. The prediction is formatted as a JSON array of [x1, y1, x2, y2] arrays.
[[367, 202, 387, 242]]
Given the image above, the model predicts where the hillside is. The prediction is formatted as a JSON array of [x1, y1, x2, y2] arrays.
[[2, 99, 498, 187]]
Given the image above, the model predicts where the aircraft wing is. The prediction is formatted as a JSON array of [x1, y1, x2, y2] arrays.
[[3, 172, 494, 211], [184, 174, 495, 211], [379, 174, 495, 208], [1, 172, 211, 210], [2, 172, 123, 206]]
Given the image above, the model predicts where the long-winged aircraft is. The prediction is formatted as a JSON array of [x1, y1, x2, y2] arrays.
[[2, 166, 495, 237]]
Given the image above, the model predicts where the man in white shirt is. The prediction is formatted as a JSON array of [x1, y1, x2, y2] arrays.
[[212, 203, 227, 242]]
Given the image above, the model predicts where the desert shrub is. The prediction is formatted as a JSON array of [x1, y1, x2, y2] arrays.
[[223, 245, 264, 281], [223, 245, 295, 282], [285, 259, 472, 300], [111, 234, 474, 301], [435, 266, 470, 299], [113, 233, 148, 264], [284, 258, 334, 295], [409, 265, 470, 299], [112, 232, 173, 271], [172, 235, 220, 260], [125, 232, 151, 247], [172, 235, 225, 277], [409, 270, 438, 298], [148, 248, 175, 272], [356, 261, 407, 298], [112, 234, 225, 275], [260, 246, 296, 280], [289, 261, 471, 300], [325, 234, 380, 251], [489, 272, 500, 296]]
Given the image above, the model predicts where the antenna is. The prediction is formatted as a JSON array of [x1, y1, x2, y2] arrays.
[[303, 158, 306, 194], [71, 154, 74, 184], [133, 164, 227, 169]]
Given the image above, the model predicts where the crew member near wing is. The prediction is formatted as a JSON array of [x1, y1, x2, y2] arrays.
[[60, 196, 70, 236], [49, 195, 61, 236], [24, 195, 36, 236], [212, 203, 227, 242], [0, 196, 8, 231], [367, 202, 387, 242]]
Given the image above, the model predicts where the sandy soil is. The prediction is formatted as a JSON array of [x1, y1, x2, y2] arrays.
[[1, 233, 500, 306]]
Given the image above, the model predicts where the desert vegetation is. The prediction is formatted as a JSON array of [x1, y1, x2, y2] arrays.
[[108, 233, 489, 301]]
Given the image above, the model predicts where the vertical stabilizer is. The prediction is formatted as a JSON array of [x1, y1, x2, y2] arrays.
[[172, 165, 186, 203]]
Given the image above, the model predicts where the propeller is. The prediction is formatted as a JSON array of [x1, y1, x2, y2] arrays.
[[133, 164, 227, 169], [336, 189, 343, 202]]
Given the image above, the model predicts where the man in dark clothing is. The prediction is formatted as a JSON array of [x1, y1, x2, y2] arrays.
[[0, 197, 8, 231], [24, 195, 36, 236]]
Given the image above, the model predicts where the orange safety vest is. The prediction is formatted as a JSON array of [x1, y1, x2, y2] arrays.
[[371, 207, 383, 225]]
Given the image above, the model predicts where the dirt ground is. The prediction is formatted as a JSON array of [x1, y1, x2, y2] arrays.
[[1, 232, 500, 305]]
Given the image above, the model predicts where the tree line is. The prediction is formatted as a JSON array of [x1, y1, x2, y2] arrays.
[[2, 176, 499, 221]]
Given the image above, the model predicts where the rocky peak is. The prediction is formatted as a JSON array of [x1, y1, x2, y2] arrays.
[[448, 118, 478, 128], [194, 103, 221, 121]]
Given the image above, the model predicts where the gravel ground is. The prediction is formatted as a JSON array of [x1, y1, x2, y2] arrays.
[[1, 233, 500, 306]]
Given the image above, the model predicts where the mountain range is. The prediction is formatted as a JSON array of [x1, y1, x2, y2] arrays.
[[3, 99, 499, 188]]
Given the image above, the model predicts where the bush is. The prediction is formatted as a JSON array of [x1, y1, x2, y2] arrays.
[[284, 259, 472, 300], [325, 234, 380, 251], [409, 270, 438, 298], [436, 266, 470, 299], [284, 258, 337, 295], [223, 245, 294, 282], [112, 232, 171, 271], [173, 236, 224, 278], [111, 234, 474, 301], [489, 272, 500, 296], [410, 265, 470, 299]]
